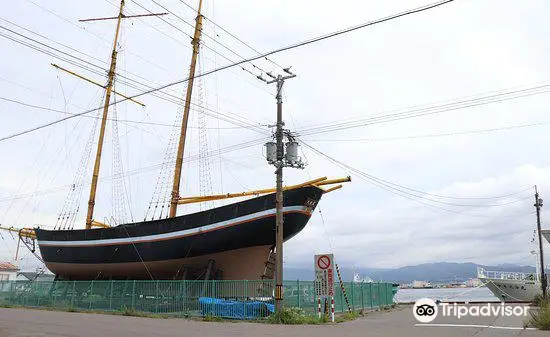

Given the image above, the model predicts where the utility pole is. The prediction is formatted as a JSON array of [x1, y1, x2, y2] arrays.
[[263, 69, 297, 312], [534, 185, 547, 298]]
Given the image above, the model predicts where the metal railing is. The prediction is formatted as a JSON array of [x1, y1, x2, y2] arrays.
[[477, 267, 539, 282], [0, 280, 396, 319]]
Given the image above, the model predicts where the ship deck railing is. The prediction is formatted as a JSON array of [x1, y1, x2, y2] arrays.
[[477, 267, 538, 282]]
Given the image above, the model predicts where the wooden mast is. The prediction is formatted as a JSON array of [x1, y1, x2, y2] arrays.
[[169, 0, 204, 218], [85, 0, 126, 229]]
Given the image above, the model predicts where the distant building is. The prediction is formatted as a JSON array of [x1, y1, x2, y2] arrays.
[[0, 262, 19, 281], [412, 280, 432, 288], [465, 278, 483, 287]]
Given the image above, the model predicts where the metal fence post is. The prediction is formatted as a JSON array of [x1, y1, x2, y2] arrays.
[[369, 283, 372, 309], [245, 279, 248, 319], [377, 283, 381, 308], [71, 281, 76, 308], [109, 280, 114, 310], [131, 280, 136, 310], [89, 280, 94, 310], [297, 280, 301, 309], [155, 280, 159, 313], [361, 282, 364, 310], [350, 282, 354, 310]]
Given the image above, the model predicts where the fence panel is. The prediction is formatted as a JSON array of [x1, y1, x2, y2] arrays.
[[0, 280, 395, 318]]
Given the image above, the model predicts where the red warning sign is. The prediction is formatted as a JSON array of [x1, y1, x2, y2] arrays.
[[314, 254, 334, 297], [317, 255, 331, 270]]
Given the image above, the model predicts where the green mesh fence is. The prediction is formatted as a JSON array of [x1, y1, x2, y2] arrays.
[[0, 280, 395, 318]]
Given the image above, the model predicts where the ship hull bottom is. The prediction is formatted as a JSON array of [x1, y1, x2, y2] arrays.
[[47, 245, 272, 280]]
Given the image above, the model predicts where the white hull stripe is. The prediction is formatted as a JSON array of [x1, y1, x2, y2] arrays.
[[38, 205, 310, 247]]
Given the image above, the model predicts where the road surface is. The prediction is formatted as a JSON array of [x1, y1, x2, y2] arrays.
[[0, 305, 546, 337]]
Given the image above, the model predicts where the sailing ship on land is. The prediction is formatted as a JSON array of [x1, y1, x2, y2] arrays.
[[1, 0, 349, 280]]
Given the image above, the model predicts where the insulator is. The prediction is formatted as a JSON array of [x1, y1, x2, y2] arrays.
[[265, 142, 277, 163], [285, 141, 299, 164]]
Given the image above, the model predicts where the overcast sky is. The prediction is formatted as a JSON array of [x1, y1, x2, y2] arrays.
[[1, 0, 549, 272]]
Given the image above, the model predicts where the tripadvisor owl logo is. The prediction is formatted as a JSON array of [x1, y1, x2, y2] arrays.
[[413, 298, 438, 323]]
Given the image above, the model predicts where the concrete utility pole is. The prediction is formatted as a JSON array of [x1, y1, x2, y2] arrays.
[[266, 70, 296, 312], [534, 186, 547, 298]]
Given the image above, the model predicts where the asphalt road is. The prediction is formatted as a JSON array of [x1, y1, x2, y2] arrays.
[[0, 305, 546, 337]]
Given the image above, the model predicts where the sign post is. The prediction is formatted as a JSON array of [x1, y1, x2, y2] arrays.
[[314, 254, 335, 322]]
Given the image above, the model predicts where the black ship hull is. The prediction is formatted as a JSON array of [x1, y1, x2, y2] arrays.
[[36, 186, 323, 280]]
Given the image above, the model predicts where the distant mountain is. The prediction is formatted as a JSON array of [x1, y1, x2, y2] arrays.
[[284, 262, 538, 283]]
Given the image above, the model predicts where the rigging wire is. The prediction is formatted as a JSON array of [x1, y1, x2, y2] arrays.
[[0, 96, 249, 130], [123, 0, 274, 96], [0, 0, 457, 142], [24, 0, 177, 76], [0, 19, 268, 133], [132, 0, 272, 77]]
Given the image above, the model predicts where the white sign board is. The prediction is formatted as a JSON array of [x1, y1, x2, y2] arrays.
[[314, 254, 334, 297]]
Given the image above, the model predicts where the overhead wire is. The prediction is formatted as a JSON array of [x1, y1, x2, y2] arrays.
[[0, 0, 458, 142], [303, 120, 550, 142], [298, 84, 550, 137], [299, 141, 534, 218]]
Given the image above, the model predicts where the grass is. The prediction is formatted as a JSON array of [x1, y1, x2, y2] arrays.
[[202, 313, 224, 322], [335, 310, 360, 323], [0, 303, 173, 319], [528, 299, 550, 330], [267, 307, 330, 324]]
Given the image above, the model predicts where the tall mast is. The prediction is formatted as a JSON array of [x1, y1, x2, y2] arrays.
[[169, 0, 204, 218], [85, 0, 126, 229]]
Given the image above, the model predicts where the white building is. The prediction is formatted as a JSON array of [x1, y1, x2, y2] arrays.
[[0, 262, 19, 281]]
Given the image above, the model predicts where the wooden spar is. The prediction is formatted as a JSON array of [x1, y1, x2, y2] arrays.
[[169, 0, 204, 218], [51, 64, 145, 106], [177, 176, 351, 205], [178, 177, 328, 202], [0, 226, 36, 239], [91, 220, 111, 228], [323, 184, 343, 193], [85, 0, 126, 229], [79, 12, 168, 22]]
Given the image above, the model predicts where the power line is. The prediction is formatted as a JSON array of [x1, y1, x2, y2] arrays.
[[300, 141, 533, 218], [297, 84, 550, 136], [303, 120, 550, 142], [300, 140, 532, 201], [0, 0, 457, 142]]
